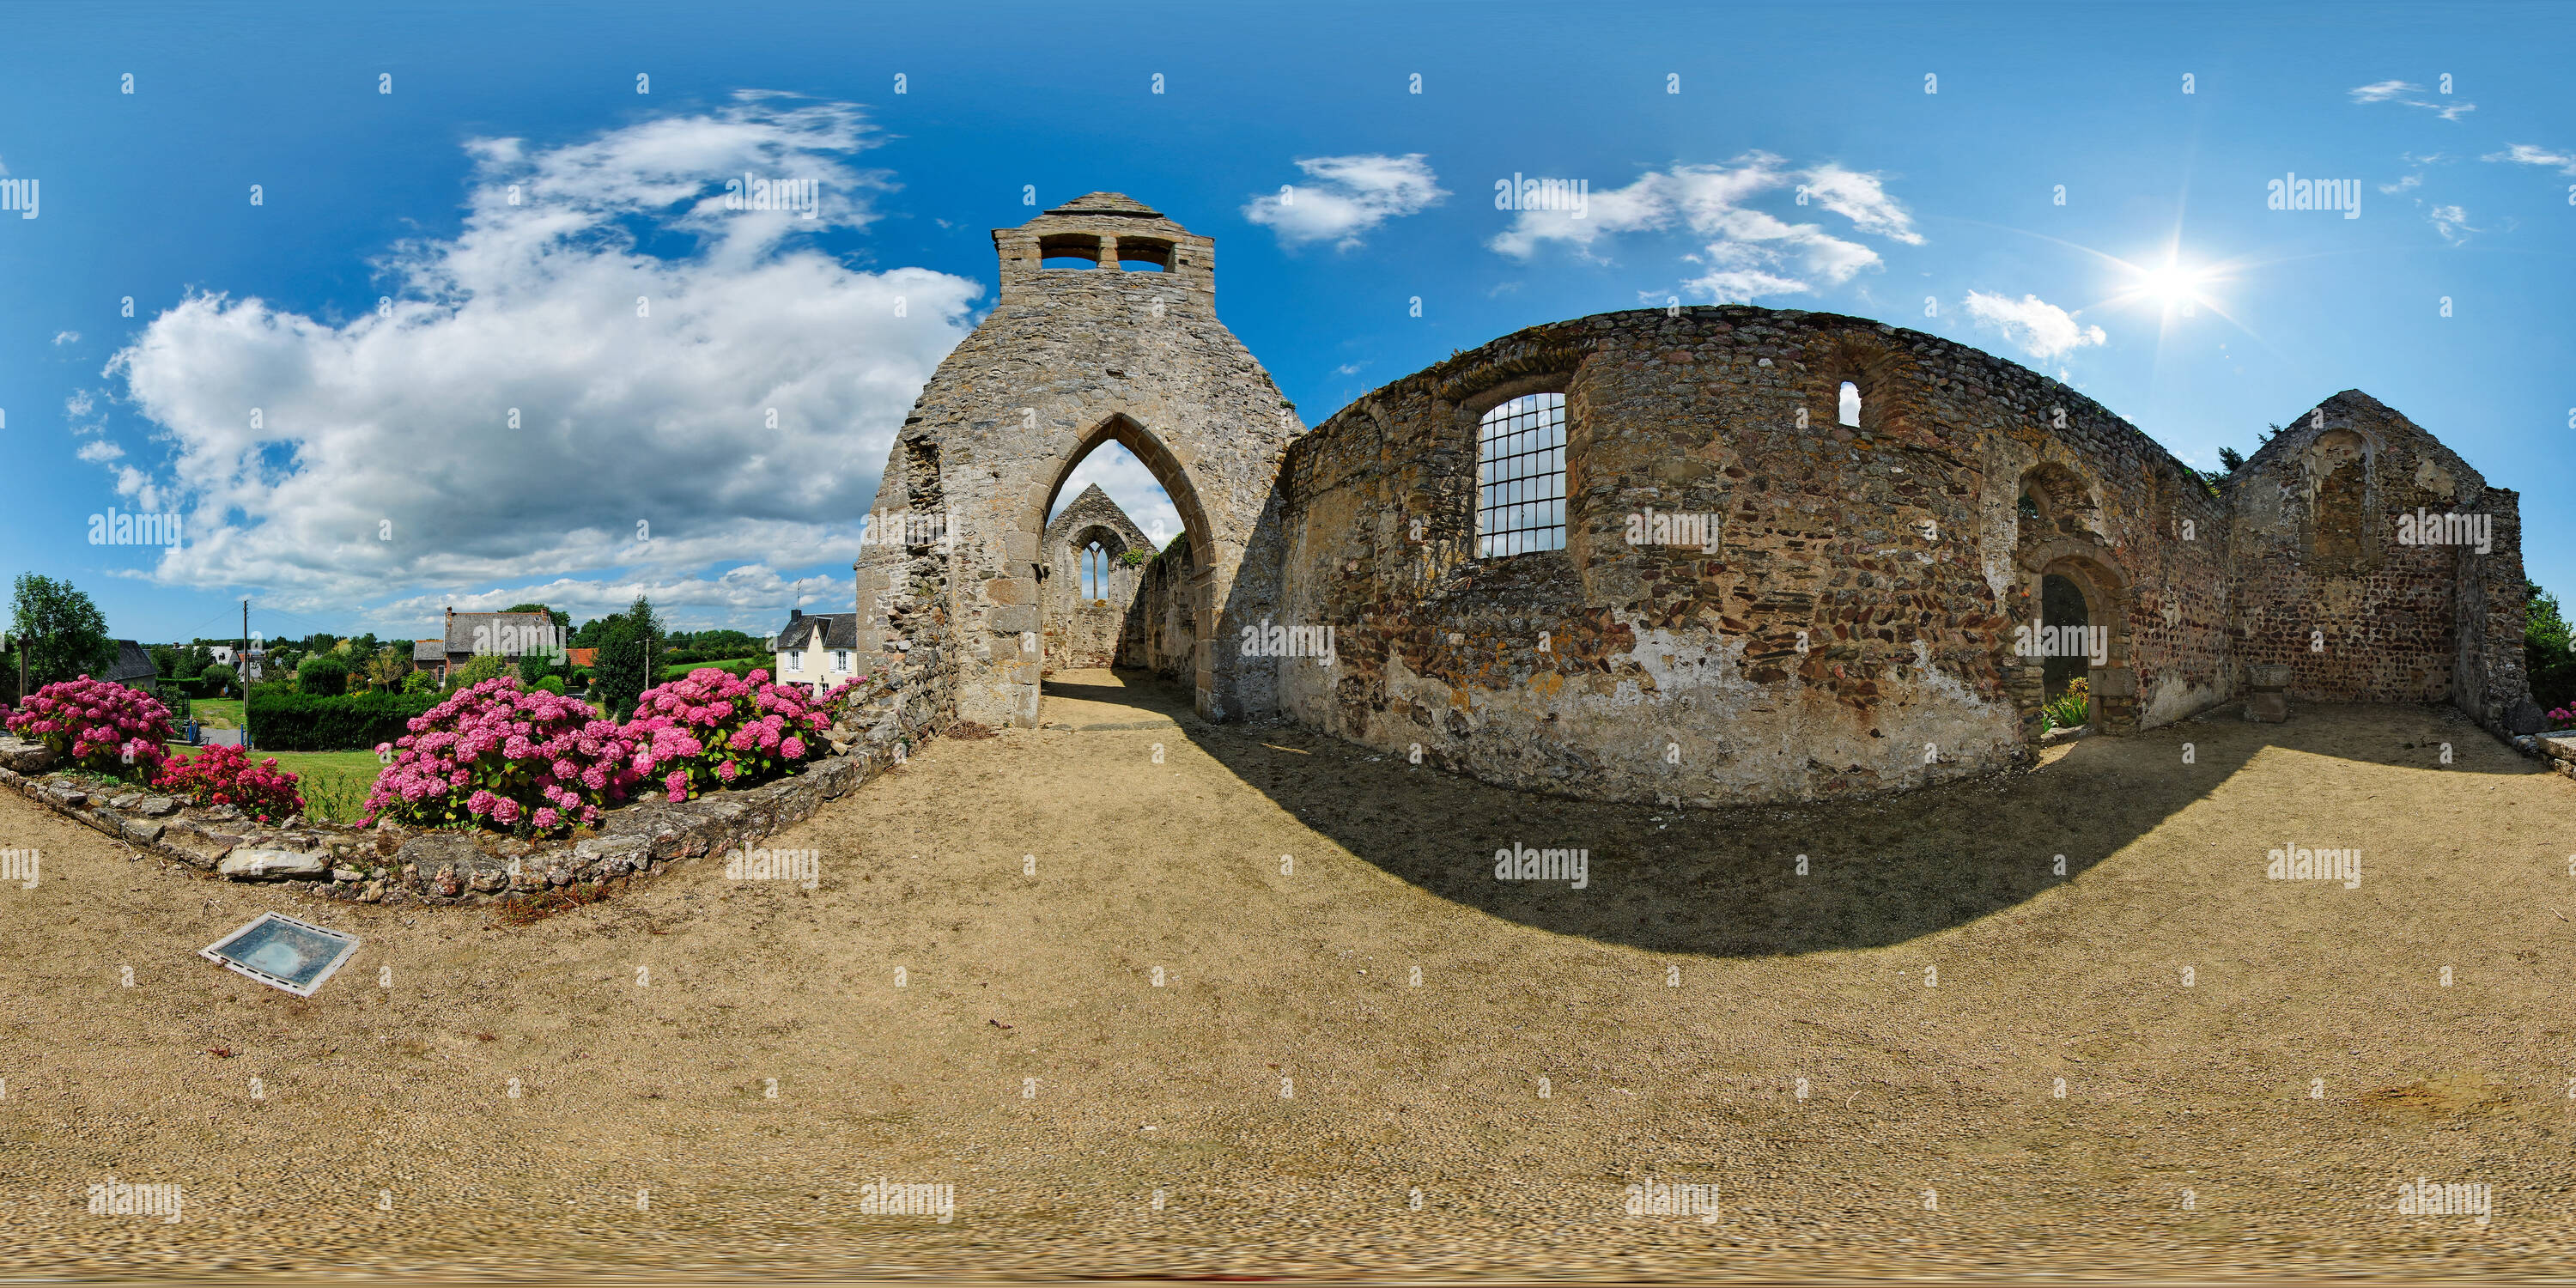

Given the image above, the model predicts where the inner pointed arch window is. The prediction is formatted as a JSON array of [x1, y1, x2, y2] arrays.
[[1083, 541, 1108, 599], [1476, 392, 1566, 558]]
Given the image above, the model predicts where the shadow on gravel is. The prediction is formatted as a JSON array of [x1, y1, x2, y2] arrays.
[[1046, 671, 2537, 957]]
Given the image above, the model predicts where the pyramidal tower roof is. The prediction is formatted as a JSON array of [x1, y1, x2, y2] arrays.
[[1046, 191, 1163, 217]]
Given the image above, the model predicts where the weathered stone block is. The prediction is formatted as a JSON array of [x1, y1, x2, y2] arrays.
[[218, 848, 331, 880]]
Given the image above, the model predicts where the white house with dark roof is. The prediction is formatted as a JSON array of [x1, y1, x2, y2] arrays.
[[772, 610, 860, 695]]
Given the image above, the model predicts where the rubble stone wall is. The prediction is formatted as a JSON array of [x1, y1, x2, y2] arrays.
[[1269, 306, 2515, 807]]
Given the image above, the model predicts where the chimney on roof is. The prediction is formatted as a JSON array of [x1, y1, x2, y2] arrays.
[[445, 606, 453, 630], [790, 608, 803, 621]]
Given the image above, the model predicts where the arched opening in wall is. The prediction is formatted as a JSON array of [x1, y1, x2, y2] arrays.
[[1116, 237, 1173, 271], [1474, 392, 1567, 557], [1038, 232, 1102, 270], [1030, 420, 1214, 720], [1838, 380, 1862, 428], [2040, 572, 2093, 726], [2306, 428, 2374, 567], [2015, 463, 2097, 543]]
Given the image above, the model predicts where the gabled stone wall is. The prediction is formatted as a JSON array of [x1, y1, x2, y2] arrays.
[[853, 192, 1301, 727]]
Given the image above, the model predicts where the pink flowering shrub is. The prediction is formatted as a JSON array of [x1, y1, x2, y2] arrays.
[[361, 677, 641, 835], [4, 677, 176, 781], [623, 667, 830, 803], [155, 744, 305, 823], [2549, 705, 2574, 732]]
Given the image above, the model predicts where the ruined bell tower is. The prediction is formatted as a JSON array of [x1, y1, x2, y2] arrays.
[[854, 193, 1303, 729]]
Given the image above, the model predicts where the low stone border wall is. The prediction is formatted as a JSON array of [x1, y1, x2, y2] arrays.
[[0, 733, 919, 908], [2512, 731, 2576, 779]]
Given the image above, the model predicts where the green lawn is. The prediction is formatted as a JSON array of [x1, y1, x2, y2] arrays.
[[189, 697, 243, 729], [659, 655, 769, 681], [155, 744, 384, 823]]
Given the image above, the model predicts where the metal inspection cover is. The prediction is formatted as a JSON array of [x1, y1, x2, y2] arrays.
[[198, 912, 361, 997]]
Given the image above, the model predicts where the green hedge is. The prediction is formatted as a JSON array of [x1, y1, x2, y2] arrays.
[[245, 690, 441, 750]]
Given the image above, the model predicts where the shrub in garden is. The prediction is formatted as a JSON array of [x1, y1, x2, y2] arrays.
[[362, 677, 641, 835], [296, 652, 349, 696], [155, 744, 305, 823], [623, 667, 831, 803], [535, 675, 565, 695], [3, 676, 175, 781], [2042, 676, 2091, 732]]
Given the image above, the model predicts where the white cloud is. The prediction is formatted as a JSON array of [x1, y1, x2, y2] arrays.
[[2483, 143, 2576, 174], [76, 439, 123, 463], [2379, 173, 2422, 195], [2428, 204, 2481, 244], [1243, 153, 1446, 251], [1962, 291, 2106, 360], [2349, 80, 2474, 120], [1489, 154, 1919, 303], [98, 93, 983, 629], [52, 331, 78, 345]]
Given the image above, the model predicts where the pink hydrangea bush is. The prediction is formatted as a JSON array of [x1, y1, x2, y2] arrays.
[[155, 744, 305, 823], [4, 676, 176, 781], [361, 677, 641, 835], [623, 667, 831, 803], [2549, 705, 2574, 732]]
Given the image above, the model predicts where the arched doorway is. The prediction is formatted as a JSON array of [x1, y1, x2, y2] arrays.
[[1019, 413, 1226, 726], [2014, 545, 2132, 734]]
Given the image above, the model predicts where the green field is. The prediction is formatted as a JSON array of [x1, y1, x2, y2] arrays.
[[187, 697, 243, 729], [658, 655, 769, 681], [155, 744, 383, 823]]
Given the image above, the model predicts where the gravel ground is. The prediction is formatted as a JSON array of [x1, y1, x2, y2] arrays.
[[4, 670, 2574, 1282]]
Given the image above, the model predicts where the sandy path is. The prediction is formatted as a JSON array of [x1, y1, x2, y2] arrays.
[[4, 669, 2574, 1279]]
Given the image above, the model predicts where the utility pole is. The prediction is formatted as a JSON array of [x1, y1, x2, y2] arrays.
[[240, 600, 251, 751]]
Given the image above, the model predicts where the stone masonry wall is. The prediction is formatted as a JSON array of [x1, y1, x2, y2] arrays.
[[1275, 306, 2242, 807], [1040, 483, 1151, 671], [854, 193, 1302, 729], [2229, 390, 2537, 731]]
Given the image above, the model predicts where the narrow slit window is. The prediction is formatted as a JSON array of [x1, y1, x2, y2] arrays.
[[1476, 392, 1567, 558], [1838, 380, 1862, 428]]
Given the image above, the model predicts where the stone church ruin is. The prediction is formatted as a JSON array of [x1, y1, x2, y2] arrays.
[[855, 193, 2537, 807]]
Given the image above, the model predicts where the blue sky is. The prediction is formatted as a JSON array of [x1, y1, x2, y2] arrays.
[[3, 0, 2571, 646]]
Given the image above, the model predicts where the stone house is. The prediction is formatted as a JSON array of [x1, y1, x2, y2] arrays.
[[415, 609, 562, 684], [101, 640, 157, 694]]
